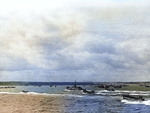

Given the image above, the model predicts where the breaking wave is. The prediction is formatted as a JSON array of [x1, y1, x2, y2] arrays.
[[121, 99, 150, 106]]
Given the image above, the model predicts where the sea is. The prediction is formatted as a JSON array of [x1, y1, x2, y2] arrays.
[[0, 82, 150, 113]]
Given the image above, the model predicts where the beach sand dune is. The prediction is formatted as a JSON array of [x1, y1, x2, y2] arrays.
[[0, 94, 65, 113]]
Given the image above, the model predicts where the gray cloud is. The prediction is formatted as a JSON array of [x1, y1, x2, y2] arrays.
[[0, 0, 150, 81]]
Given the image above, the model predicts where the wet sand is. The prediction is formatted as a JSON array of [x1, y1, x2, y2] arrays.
[[0, 93, 65, 113]]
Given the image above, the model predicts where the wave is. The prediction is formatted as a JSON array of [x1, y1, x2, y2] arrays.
[[0, 91, 86, 98], [121, 99, 150, 106], [0, 91, 64, 96], [95, 90, 150, 96], [64, 94, 85, 97]]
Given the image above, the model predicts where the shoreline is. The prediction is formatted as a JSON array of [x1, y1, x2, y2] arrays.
[[0, 93, 66, 113]]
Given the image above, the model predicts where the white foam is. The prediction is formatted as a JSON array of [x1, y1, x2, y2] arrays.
[[64, 89, 70, 92], [115, 90, 130, 93], [95, 90, 150, 96], [20, 92, 65, 96], [65, 94, 84, 97], [0, 92, 14, 94], [121, 99, 150, 106], [96, 90, 110, 94], [0, 91, 64, 96]]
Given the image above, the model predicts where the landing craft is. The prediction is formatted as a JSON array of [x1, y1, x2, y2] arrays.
[[22, 90, 28, 93], [66, 80, 83, 90], [123, 94, 145, 101], [66, 81, 95, 94], [83, 89, 95, 94]]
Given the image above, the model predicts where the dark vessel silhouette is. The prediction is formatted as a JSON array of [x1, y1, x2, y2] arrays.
[[66, 81, 95, 94], [123, 94, 145, 101]]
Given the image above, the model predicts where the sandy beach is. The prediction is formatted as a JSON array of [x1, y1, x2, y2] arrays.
[[0, 93, 65, 113]]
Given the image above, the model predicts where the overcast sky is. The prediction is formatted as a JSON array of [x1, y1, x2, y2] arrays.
[[0, 0, 150, 82]]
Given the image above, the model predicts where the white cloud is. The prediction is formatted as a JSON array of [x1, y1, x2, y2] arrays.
[[0, 0, 150, 81]]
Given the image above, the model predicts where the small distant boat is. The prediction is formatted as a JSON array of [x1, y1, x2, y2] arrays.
[[123, 94, 145, 101], [145, 85, 150, 87], [83, 89, 95, 94], [22, 90, 28, 93]]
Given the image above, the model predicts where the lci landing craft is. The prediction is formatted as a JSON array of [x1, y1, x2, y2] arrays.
[[66, 81, 95, 94]]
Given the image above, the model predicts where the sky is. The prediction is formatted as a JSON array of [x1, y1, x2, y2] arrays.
[[0, 0, 150, 82]]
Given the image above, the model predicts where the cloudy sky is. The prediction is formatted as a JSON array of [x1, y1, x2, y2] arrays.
[[0, 0, 150, 82]]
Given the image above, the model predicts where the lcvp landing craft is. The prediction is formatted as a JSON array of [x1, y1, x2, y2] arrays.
[[123, 94, 145, 101]]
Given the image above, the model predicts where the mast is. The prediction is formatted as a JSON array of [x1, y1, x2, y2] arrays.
[[74, 80, 76, 88]]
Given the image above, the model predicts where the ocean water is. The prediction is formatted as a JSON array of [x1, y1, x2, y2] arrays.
[[0, 84, 150, 113]]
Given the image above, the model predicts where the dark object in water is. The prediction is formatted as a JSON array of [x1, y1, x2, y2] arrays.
[[22, 90, 28, 93], [0, 86, 16, 89], [83, 89, 95, 94], [34, 85, 41, 87], [123, 94, 145, 101], [145, 85, 150, 87], [66, 86, 84, 90], [107, 88, 115, 91], [66, 81, 95, 94], [66, 81, 84, 90], [74, 80, 76, 88], [66, 86, 70, 89]]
